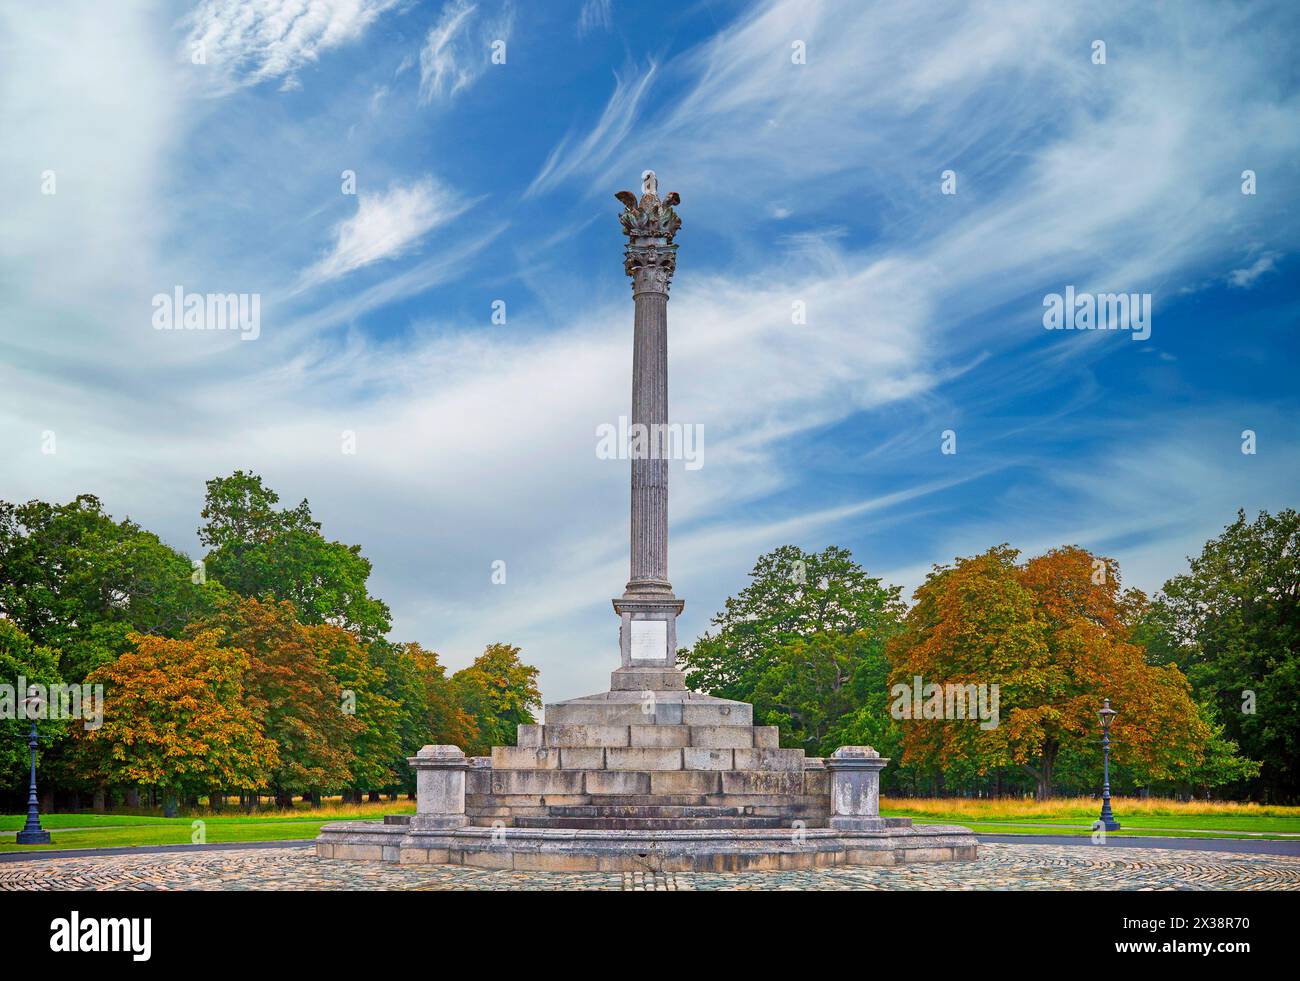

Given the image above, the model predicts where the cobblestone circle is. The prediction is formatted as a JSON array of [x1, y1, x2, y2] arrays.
[[2, 843, 1299, 890]]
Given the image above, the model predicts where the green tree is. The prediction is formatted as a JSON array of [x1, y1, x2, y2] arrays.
[[199, 471, 391, 639], [681, 545, 904, 741], [0, 495, 225, 679], [452, 643, 541, 756], [750, 630, 890, 755], [0, 620, 66, 789], [306, 624, 401, 796], [1150, 508, 1300, 800], [379, 641, 479, 791]]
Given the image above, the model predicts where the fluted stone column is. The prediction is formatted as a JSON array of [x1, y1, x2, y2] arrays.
[[628, 285, 670, 591], [611, 171, 685, 682]]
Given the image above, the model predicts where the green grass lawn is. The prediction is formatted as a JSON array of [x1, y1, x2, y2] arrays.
[[5, 796, 1298, 851], [880, 797, 1300, 839], [1, 801, 415, 852]]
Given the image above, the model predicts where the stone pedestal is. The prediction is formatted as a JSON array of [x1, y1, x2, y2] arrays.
[[409, 744, 469, 830], [826, 746, 888, 831]]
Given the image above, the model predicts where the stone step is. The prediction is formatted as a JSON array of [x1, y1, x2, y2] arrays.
[[543, 695, 754, 727], [545, 804, 745, 819], [511, 815, 789, 831], [516, 723, 783, 751]]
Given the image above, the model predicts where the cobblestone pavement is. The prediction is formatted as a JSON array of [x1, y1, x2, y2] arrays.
[[2, 842, 1299, 890]]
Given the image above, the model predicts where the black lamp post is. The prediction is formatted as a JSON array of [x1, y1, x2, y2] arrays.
[[16, 695, 51, 845], [1097, 697, 1121, 832]]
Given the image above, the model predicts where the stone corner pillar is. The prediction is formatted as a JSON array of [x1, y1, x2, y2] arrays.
[[825, 746, 889, 831], [408, 744, 469, 830]]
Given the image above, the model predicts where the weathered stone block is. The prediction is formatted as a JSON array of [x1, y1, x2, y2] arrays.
[[460, 849, 514, 870], [689, 726, 753, 749], [330, 843, 385, 861], [629, 724, 691, 748], [804, 770, 831, 795], [752, 726, 780, 748], [466, 768, 492, 795], [721, 770, 804, 795], [512, 851, 602, 872], [653, 702, 683, 725], [542, 724, 630, 747], [559, 747, 605, 770], [605, 747, 682, 770], [516, 724, 543, 747], [490, 769, 584, 795], [610, 667, 686, 691], [733, 748, 804, 772], [585, 770, 652, 795], [650, 770, 722, 795], [683, 747, 733, 770], [491, 746, 560, 769], [543, 703, 653, 726], [682, 702, 752, 726]]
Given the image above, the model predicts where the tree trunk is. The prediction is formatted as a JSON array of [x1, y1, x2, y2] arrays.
[[274, 789, 295, 810], [1022, 740, 1059, 800], [92, 789, 107, 812], [367, 790, 381, 803], [163, 793, 179, 818], [125, 787, 140, 808]]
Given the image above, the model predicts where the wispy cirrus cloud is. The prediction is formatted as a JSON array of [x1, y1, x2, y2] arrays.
[[299, 177, 469, 288], [578, 0, 612, 36], [184, 0, 400, 94], [418, 0, 513, 104], [526, 63, 658, 198]]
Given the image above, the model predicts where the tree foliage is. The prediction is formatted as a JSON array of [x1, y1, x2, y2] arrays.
[[1147, 508, 1299, 800], [199, 471, 391, 639], [80, 630, 276, 797], [452, 643, 541, 756], [0, 495, 225, 679], [196, 597, 358, 800], [0, 620, 66, 787], [889, 545, 1220, 798], [681, 544, 905, 710]]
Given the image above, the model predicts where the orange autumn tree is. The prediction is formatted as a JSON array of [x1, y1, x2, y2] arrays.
[[405, 642, 478, 752], [199, 597, 359, 807], [889, 545, 1208, 799], [80, 630, 277, 803]]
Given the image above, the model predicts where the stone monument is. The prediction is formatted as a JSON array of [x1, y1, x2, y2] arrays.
[[315, 173, 978, 871]]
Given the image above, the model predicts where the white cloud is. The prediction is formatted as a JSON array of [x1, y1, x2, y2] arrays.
[[418, 0, 513, 104], [1228, 252, 1280, 288], [299, 178, 469, 287], [578, 0, 611, 36], [184, 0, 399, 94]]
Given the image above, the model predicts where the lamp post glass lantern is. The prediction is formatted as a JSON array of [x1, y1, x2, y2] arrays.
[[1097, 698, 1121, 832], [16, 694, 51, 845]]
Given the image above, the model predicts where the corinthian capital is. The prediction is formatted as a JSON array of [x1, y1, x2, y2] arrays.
[[616, 170, 681, 295]]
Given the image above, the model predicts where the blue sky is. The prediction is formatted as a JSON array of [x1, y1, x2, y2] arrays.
[[2, 0, 1298, 702]]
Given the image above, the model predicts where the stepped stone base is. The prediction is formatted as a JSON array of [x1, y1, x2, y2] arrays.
[[315, 821, 978, 872], [471, 684, 827, 828], [314, 681, 979, 869]]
